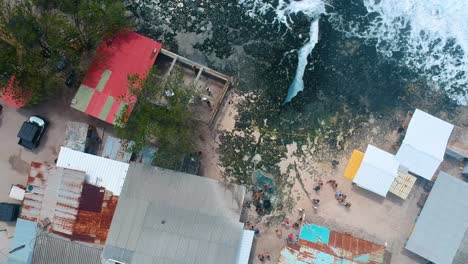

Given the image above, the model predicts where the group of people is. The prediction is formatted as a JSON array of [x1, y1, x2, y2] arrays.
[[314, 179, 339, 192], [313, 179, 323, 191], [335, 191, 351, 208], [245, 221, 260, 235], [257, 253, 271, 262], [326, 179, 338, 189], [313, 178, 351, 208]]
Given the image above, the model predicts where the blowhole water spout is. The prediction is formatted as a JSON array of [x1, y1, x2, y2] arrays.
[[284, 18, 319, 104], [240, 0, 326, 103]]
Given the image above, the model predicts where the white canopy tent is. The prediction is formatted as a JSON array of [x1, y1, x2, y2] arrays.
[[396, 109, 454, 180], [353, 145, 399, 197]]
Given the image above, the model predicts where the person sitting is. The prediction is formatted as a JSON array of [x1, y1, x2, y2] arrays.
[[335, 191, 342, 199], [342, 201, 351, 208]]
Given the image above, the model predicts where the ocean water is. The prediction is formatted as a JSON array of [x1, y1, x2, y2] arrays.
[[329, 0, 468, 105], [241, 0, 467, 105], [127, 0, 467, 118]]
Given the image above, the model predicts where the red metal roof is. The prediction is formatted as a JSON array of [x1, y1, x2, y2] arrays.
[[1, 76, 29, 108], [328, 231, 385, 260], [74, 30, 162, 124]]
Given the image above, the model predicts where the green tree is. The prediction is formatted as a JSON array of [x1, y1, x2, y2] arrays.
[[40, 0, 132, 51], [79, 0, 130, 50], [115, 69, 197, 169], [0, 0, 130, 105], [0, 1, 57, 104]]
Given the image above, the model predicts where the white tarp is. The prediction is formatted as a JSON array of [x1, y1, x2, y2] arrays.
[[353, 145, 399, 197], [9, 185, 25, 200], [56, 147, 129, 195], [396, 109, 454, 180]]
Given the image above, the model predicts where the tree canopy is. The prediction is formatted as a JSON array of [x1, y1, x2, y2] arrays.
[[115, 69, 197, 169], [0, 0, 131, 105]]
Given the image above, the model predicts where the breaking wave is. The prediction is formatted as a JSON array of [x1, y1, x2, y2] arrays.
[[329, 0, 468, 105], [239, 0, 326, 103]]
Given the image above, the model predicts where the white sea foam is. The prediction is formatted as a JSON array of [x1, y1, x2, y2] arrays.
[[329, 0, 468, 105], [239, 0, 326, 103]]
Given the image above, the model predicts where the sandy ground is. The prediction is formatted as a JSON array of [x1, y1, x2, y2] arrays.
[[0, 91, 113, 262], [245, 154, 428, 264], [207, 92, 464, 264]]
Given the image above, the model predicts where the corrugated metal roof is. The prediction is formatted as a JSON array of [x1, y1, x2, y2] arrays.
[[406, 172, 468, 264], [56, 146, 130, 195], [237, 230, 255, 264], [279, 224, 385, 264], [328, 231, 385, 261], [62, 122, 89, 152], [78, 183, 105, 212], [20, 162, 86, 239], [7, 219, 37, 264], [71, 30, 162, 124], [53, 168, 87, 236], [453, 228, 468, 264], [31, 234, 102, 264], [102, 164, 247, 264], [101, 135, 134, 163], [73, 186, 119, 245]]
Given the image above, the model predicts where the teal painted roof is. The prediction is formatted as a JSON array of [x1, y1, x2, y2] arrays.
[[299, 224, 330, 244]]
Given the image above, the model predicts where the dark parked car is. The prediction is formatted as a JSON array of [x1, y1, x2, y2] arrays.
[[17, 116, 48, 150], [0, 203, 20, 221]]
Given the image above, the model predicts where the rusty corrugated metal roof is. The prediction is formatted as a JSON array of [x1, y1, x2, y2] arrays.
[[328, 231, 385, 261], [53, 168, 87, 236], [279, 224, 386, 264], [19, 162, 119, 245], [72, 185, 119, 244], [78, 183, 105, 212], [20, 162, 86, 238]]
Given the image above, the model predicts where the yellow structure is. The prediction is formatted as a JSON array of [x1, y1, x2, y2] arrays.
[[343, 150, 364, 180]]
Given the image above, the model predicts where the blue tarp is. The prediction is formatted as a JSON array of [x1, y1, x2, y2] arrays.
[[8, 219, 37, 264]]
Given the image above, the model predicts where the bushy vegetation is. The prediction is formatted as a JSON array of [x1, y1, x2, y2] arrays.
[[0, 0, 131, 105], [115, 69, 196, 169]]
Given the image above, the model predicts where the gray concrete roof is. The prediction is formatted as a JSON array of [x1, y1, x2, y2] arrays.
[[32, 234, 102, 264], [405, 172, 468, 264], [63, 121, 88, 152], [102, 164, 246, 264]]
